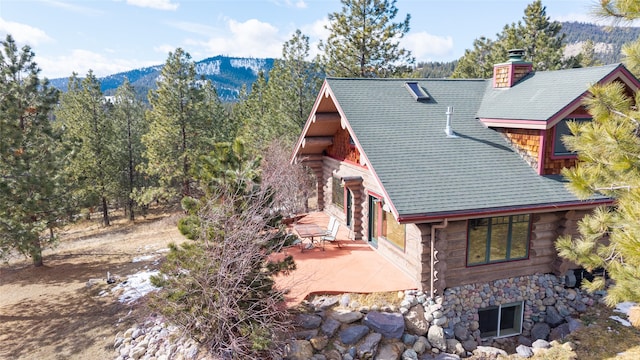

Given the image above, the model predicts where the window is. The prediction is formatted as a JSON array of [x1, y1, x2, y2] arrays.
[[553, 118, 589, 156], [332, 176, 344, 209], [467, 214, 530, 266], [382, 210, 405, 250], [478, 302, 524, 338], [405, 82, 429, 101]]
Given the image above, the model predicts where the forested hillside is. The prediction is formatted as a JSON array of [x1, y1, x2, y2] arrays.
[[560, 21, 640, 64]]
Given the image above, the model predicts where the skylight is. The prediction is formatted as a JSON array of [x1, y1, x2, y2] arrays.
[[405, 82, 429, 101]]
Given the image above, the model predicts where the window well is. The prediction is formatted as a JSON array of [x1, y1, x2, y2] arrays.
[[405, 82, 429, 101]]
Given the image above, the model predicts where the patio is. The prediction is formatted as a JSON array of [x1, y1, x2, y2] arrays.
[[272, 212, 417, 305]]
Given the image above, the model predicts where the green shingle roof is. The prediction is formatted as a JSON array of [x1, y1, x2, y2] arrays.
[[326, 74, 610, 219], [477, 63, 622, 121]]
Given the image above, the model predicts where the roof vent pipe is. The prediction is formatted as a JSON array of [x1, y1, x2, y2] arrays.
[[444, 106, 457, 138]]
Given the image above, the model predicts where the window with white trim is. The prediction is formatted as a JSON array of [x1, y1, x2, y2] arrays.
[[478, 302, 524, 338]]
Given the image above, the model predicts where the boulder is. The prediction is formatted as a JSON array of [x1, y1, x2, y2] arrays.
[[549, 323, 570, 341], [446, 339, 465, 357], [531, 339, 550, 349], [531, 322, 550, 340], [331, 309, 363, 324], [376, 341, 405, 360], [357, 332, 382, 358], [473, 346, 507, 357], [364, 311, 405, 339], [404, 304, 429, 336], [284, 340, 314, 360], [339, 325, 370, 345], [516, 344, 534, 358], [413, 336, 431, 354], [310, 335, 329, 351], [453, 323, 469, 341], [427, 325, 447, 352], [566, 317, 583, 333], [321, 317, 341, 337], [545, 306, 564, 327], [295, 314, 323, 329], [461, 338, 477, 352]]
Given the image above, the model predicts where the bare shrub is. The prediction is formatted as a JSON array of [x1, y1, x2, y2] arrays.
[[151, 188, 296, 359], [261, 140, 315, 217]]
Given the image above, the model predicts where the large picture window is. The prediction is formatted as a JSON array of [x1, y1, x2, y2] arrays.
[[332, 176, 344, 209], [382, 210, 405, 250], [478, 302, 524, 338], [553, 118, 589, 156], [467, 214, 530, 266]]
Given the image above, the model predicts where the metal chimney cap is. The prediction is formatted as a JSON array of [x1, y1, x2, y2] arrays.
[[508, 49, 525, 62]]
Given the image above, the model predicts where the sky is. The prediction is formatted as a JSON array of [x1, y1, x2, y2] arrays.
[[0, 0, 610, 79]]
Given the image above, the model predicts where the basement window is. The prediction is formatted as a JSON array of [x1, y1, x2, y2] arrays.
[[405, 82, 429, 101], [478, 301, 524, 338]]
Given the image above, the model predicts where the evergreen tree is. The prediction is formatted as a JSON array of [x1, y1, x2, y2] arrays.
[[111, 79, 147, 221], [556, 0, 640, 305], [141, 48, 227, 203], [0, 35, 66, 266], [318, 0, 414, 77], [452, 0, 568, 78], [56, 72, 117, 226]]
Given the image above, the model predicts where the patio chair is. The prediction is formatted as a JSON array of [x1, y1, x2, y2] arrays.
[[321, 221, 341, 250], [325, 216, 337, 235]]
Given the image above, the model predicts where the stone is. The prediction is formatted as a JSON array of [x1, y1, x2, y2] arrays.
[[114, 337, 125, 349], [340, 294, 351, 307], [310, 335, 329, 351], [402, 333, 417, 346], [532, 339, 550, 349], [295, 329, 319, 340], [321, 317, 341, 337], [562, 341, 577, 351], [474, 346, 507, 356], [339, 325, 369, 345], [564, 270, 577, 288], [377, 341, 405, 360], [401, 349, 418, 360], [516, 344, 534, 358], [312, 295, 339, 310], [404, 304, 429, 336], [413, 336, 431, 354], [531, 322, 550, 340], [446, 339, 465, 357], [518, 335, 532, 347], [331, 309, 363, 324], [542, 296, 556, 306], [545, 306, 564, 327], [285, 340, 314, 360], [432, 316, 448, 327], [453, 323, 469, 341], [433, 354, 461, 360], [296, 313, 323, 329], [130, 345, 147, 360], [427, 325, 447, 352], [461, 339, 477, 352], [357, 332, 382, 358], [322, 349, 342, 360], [363, 311, 405, 339], [549, 323, 570, 341], [567, 317, 584, 333]]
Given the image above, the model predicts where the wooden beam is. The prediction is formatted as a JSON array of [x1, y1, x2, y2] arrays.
[[313, 112, 341, 123], [302, 136, 333, 148]]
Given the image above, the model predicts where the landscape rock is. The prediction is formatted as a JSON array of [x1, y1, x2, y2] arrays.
[[363, 311, 405, 339], [339, 325, 369, 345], [453, 323, 469, 341], [445, 339, 465, 357], [413, 336, 431, 354], [310, 335, 329, 351], [531, 339, 550, 349], [377, 341, 405, 360], [331, 309, 363, 324], [531, 322, 550, 340], [516, 344, 534, 358], [567, 317, 584, 332], [427, 325, 447, 352], [296, 313, 323, 329], [321, 317, 341, 337], [404, 304, 429, 336], [545, 306, 564, 327], [357, 332, 382, 358], [285, 340, 315, 360], [401, 348, 418, 360], [549, 323, 571, 341], [474, 346, 507, 357]]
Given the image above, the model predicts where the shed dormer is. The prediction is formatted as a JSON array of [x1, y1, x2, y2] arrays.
[[493, 49, 533, 88]]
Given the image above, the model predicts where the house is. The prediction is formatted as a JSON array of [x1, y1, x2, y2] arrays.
[[291, 50, 640, 340]]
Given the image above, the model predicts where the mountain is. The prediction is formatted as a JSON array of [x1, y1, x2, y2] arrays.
[[48, 55, 275, 102], [560, 21, 640, 64]]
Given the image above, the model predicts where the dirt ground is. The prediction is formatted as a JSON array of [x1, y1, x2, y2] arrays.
[[0, 210, 185, 360]]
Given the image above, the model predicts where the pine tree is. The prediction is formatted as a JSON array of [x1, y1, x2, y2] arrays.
[[452, 0, 568, 78], [318, 0, 414, 78], [56, 72, 117, 226], [555, 0, 640, 305], [111, 79, 147, 221], [141, 48, 228, 203], [0, 35, 67, 266]]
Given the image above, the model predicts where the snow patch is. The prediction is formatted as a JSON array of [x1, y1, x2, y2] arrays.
[[132, 254, 156, 263], [230, 58, 266, 75], [112, 270, 161, 304], [610, 301, 637, 327]]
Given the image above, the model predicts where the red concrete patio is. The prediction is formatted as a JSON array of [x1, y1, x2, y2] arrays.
[[272, 212, 417, 305]]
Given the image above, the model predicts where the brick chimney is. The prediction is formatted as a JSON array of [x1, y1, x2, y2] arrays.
[[493, 49, 533, 88]]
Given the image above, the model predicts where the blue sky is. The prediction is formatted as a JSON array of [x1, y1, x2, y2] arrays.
[[0, 0, 607, 79]]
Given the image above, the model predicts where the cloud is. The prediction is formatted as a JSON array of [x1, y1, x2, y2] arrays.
[[35, 49, 159, 79], [401, 31, 454, 61], [154, 44, 178, 56], [125, 0, 179, 11], [271, 0, 307, 9], [190, 18, 283, 58], [40, 0, 103, 15], [0, 18, 53, 45]]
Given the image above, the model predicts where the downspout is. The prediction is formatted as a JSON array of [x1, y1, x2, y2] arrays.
[[430, 219, 449, 299]]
